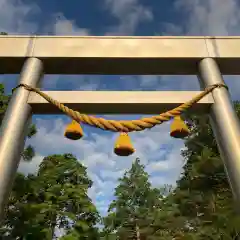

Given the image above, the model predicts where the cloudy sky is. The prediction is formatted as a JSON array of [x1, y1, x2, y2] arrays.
[[0, 0, 240, 216]]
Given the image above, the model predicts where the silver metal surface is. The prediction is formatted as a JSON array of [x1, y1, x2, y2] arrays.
[[27, 90, 214, 114], [0, 57, 43, 220], [1, 36, 240, 74], [198, 58, 240, 201]]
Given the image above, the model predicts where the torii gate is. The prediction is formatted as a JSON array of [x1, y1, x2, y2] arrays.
[[0, 36, 240, 220]]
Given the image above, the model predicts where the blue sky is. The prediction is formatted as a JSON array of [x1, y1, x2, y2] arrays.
[[1, 0, 240, 217]]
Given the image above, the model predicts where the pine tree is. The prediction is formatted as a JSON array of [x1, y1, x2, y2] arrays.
[[104, 158, 163, 239]]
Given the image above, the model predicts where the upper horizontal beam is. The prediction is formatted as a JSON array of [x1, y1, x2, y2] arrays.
[[1, 36, 240, 75], [28, 90, 214, 114]]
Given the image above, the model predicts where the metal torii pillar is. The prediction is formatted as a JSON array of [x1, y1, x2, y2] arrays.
[[0, 58, 43, 220], [198, 58, 240, 203]]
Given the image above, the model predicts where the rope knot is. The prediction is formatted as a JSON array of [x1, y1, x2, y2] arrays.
[[12, 83, 35, 94], [211, 83, 228, 91]]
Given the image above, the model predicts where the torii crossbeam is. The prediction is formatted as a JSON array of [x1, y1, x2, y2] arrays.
[[0, 36, 240, 221]]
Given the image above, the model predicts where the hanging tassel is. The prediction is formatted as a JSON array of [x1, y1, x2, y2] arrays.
[[114, 132, 135, 156], [170, 116, 190, 139], [64, 120, 83, 140]]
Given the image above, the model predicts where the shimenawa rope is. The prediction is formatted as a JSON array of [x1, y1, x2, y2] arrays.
[[12, 83, 228, 133]]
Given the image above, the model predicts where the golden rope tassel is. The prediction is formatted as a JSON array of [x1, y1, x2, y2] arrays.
[[170, 116, 190, 139], [114, 132, 135, 156], [64, 120, 83, 140]]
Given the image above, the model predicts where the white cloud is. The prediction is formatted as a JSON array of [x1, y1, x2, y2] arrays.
[[42, 75, 103, 91], [114, 75, 200, 92], [160, 23, 183, 35], [162, 0, 240, 36], [173, 0, 240, 35], [105, 0, 153, 35], [76, 82, 101, 91], [138, 76, 161, 88], [99, 169, 125, 181], [0, 0, 40, 34], [0, 0, 89, 36], [18, 155, 44, 175], [138, 75, 200, 91], [47, 12, 90, 35]]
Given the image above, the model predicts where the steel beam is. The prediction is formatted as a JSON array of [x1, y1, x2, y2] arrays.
[[0, 58, 43, 221], [1, 36, 240, 74], [27, 90, 214, 114]]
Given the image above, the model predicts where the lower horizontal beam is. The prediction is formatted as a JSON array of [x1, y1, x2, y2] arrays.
[[27, 91, 214, 115]]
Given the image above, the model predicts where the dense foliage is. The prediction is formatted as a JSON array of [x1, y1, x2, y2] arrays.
[[0, 154, 100, 239]]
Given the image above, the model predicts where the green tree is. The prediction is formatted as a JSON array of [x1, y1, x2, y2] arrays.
[[158, 102, 240, 239], [128, 102, 240, 239], [0, 154, 100, 239], [103, 158, 164, 240]]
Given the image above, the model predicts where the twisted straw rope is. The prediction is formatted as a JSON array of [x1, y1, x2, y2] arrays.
[[12, 83, 227, 133]]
